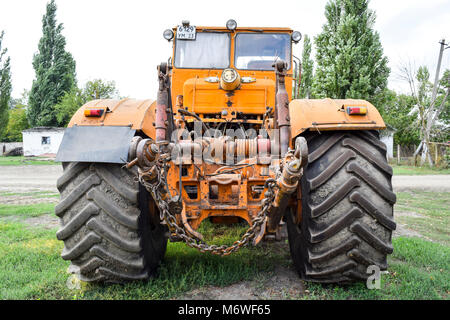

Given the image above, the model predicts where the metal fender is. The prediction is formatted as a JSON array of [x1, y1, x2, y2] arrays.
[[56, 98, 156, 163], [289, 98, 386, 138]]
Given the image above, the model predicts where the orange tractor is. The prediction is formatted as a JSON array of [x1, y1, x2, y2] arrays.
[[56, 20, 396, 284]]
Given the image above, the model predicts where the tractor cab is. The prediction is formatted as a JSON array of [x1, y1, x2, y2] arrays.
[[163, 20, 302, 130]]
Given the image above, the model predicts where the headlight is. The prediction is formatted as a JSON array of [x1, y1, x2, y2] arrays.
[[220, 68, 241, 91], [222, 68, 238, 83], [292, 31, 302, 43], [163, 29, 174, 41], [226, 19, 237, 31]]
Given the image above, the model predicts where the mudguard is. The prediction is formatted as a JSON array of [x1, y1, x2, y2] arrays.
[[56, 126, 136, 164], [68, 98, 156, 138], [289, 98, 386, 138], [56, 98, 156, 163]]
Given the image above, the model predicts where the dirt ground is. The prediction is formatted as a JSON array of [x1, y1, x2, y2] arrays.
[[0, 164, 449, 300], [0, 165, 62, 193], [1, 165, 449, 193], [179, 263, 305, 300], [392, 175, 450, 192]]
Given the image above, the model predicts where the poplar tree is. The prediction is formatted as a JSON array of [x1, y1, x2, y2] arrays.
[[28, 0, 76, 127], [312, 0, 389, 105], [0, 31, 12, 140], [299, 34, 314, 98]]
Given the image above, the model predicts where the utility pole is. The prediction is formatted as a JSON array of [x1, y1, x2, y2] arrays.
[[420, 39, 449, 167], [431, 39, 448, 106]]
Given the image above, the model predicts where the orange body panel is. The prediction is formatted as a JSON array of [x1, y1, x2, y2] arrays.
[[68, 98, 157, 139], [289, 98, 386, 138], [182, 77, 276, 115]]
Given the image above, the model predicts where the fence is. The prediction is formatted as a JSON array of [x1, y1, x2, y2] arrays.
[[1, 142, 23, 156], [394, 142, 450, 167]]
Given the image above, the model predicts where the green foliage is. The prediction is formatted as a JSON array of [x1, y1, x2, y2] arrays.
[[53, 87, 84, 127], [312, 0, 390, 106], [83, 79, 118, 101], [4, 103, 29, 142], [398, 64, 450, 144], [438, 70, 450, 123], [382, 90, 420, 146], [434, 69, 450, 142], [299, 35, 314, 98], [28, 0, 76, 127], [54, 79, 119, 126], [0, 31, 12, 141], [416, 66, 432, 107]]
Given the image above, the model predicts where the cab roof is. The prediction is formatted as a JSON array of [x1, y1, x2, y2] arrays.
[[172, 26, 293, 33]]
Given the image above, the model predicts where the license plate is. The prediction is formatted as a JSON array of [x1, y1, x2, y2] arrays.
[[176, 25, 196, 40]]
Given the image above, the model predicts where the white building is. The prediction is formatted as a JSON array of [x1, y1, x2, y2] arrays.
[[380, 125, 396, 159], [22, 127, 65, 157]]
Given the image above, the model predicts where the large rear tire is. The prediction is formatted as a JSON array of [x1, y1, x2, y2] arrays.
[[286, 130, 396, 283], [55, 162, 167, 283]]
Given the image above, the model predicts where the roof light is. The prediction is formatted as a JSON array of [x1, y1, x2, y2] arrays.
[[226, 19, 237, 31], [163, 29, 174, 41], [292, 31, 302, 43], [84, 109, 104, 117], [346, 106, 367, 115]]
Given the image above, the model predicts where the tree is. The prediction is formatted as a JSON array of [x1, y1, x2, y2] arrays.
[[55, 79, 119, 126], [312, 0, 389, 106], [398, 61, 450, 166], [54, 87, 83, 127], [5, 106, 29, 143], [83, 79, 118, 101], [0, 31, 12, 141], [382, 89, 420, 146], [28, 0, 76, 127], [299, 35, 314, 98], [436, 69, 450, 134]]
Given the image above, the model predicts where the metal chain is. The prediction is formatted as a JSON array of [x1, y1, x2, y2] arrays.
[[137, 153, 278, 256]]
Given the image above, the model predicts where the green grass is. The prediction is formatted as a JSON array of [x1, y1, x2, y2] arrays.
[[0, 188, 448, 300], [395, 191, 450, 245], [0, 203, 56, 218], [392, 165, 450, 175], [303, 237, 449, 300], [0, 156, 56, 166], [0, 222, 72, 299], [0, 221, 287, 299], [0, 190, 59, 198], [0, 219, 447, 300]]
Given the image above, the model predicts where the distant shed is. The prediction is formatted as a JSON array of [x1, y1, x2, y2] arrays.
[[380, 125, 396, 159], [22, 127, 65, 157]]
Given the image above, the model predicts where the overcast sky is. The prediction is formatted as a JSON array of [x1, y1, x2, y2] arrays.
[[1, 0, 450, 100]]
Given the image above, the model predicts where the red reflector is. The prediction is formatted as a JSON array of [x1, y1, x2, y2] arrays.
[[84, 109, 104, 117], [346, 106, 367, 115]]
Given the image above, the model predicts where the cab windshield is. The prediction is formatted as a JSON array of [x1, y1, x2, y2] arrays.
[[234, 33, 291, 70], [174, 32, 230, 69]]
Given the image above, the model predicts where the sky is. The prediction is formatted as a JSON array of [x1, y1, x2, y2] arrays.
[[1, 0, 450, 100]]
